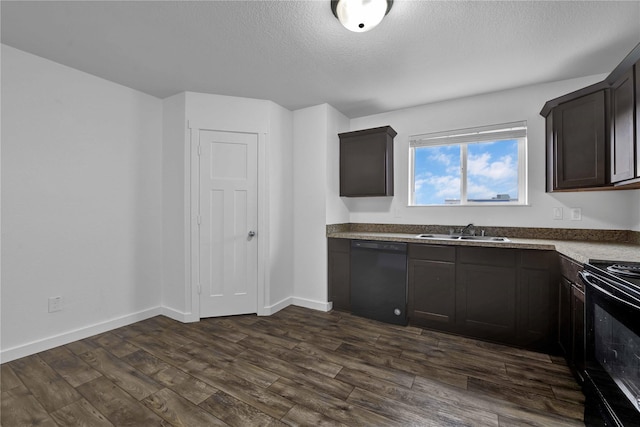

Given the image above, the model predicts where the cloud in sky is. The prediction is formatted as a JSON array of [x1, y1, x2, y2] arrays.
[[415, 172, 460, 202], [429, 151, 453, 166], [468, 152, 516, 181]]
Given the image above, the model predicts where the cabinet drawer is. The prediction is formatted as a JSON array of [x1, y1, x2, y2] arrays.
[[458, 246, 516, 267], [409, 244, 455, 262]]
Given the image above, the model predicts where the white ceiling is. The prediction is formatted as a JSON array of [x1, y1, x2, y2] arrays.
[[2, 0, 639, 118]]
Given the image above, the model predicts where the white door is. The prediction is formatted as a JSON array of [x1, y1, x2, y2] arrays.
[[198, 129, 258, 317]]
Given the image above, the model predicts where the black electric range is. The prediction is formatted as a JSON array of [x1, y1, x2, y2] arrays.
[[581, 260, 640, 426]]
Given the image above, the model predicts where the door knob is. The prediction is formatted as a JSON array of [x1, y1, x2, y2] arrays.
[[248, 231, 256, 238]]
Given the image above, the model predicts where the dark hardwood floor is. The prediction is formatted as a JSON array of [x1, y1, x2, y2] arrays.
[[1, 305, 584, 426]]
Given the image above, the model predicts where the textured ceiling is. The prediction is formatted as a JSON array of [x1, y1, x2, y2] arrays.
[[2, 1, 640, 118]]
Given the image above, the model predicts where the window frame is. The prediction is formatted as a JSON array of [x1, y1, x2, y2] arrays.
[[409, 122, 528, 206]]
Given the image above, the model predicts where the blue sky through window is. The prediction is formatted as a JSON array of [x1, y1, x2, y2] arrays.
[[413, 139, 519, 205]]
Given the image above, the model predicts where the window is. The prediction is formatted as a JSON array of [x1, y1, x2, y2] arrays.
[[409, 121, 527, 206]]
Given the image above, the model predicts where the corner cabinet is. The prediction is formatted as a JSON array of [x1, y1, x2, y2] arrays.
[[339, 126, 396, 197], [541, 42, 640, 192], [545, 88, 608, 191]]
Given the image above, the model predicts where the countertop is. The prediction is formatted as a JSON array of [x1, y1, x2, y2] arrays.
[[327, 231, 640, 264]]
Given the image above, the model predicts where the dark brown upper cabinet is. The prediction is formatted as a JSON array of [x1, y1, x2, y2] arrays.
[[637, 58, 640, 181], [637, 59, 640, 179], [547, 89, 608, 191], [541, 42, 640, 192], [610, 67, 636, 183], [339, 126, 396, 197]]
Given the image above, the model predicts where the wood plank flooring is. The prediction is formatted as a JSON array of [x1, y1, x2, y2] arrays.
[[1, 305, 585, 426]]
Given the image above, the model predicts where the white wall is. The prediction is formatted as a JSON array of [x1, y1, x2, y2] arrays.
[[161, 93, 187, 316], [266, 102, 294, 309], [292, 105, 329, 308], [1, 45, 163, 361], [292, 104, 349, 309], [326, 105, 351, 225], [347, 75, 640, 231]]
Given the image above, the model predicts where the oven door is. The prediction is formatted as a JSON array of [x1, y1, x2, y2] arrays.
[[581, 271, 640, 427]]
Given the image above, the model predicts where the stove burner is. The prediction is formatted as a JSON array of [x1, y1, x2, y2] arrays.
[[607, 264, 640, 278]]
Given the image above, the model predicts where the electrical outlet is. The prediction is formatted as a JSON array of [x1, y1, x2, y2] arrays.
[[48, 296, 62, 313], [553, 207, 563, 220], [570, 208, 582, 221]]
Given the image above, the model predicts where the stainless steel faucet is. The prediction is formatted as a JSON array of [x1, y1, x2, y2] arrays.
[[460, 223, 475, 236]]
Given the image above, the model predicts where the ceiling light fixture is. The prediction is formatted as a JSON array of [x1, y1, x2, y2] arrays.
[[331, 0, 393, 33]]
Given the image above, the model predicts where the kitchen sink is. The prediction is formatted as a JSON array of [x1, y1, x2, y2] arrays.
[[415, 234, 510, 242]]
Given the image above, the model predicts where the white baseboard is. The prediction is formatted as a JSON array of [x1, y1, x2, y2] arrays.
[[260, 297, 293, 316], [160, 306, 198, 323], [292, 297, 332, 312], [260, 297, 332, 315], [0, 307, 163, 363]]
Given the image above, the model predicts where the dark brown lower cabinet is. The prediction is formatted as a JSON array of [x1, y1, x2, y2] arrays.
[[330, 239, 559, 352], [558, 254, 586, 383], [408, 245, 456, 331], [456, 263, 517, 343], [328, 238, 350, 311], [517, 250, 558, 350], [572, 285, 586, 382], [409, 244, 558, 352], [558, 276, 573, 356]]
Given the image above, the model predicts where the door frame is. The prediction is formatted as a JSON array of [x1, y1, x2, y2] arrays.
[[186, 122, 268, 321]]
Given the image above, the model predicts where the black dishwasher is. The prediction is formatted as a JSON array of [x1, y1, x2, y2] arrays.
[[350, 240, 408, 325]]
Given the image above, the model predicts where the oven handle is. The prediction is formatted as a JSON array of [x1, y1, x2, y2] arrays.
[[579, 271, 640, 311]]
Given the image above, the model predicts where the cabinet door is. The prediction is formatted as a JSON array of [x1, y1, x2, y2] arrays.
[[572, 285, 586, 383], [553, 90, 607, 189], [610, 68, 636, 183], [517, 267, 555, 350], [558, 277, 572, 357], [456, 264, 517, 343], [515, 250, 558, 352], [636, 61, 640, 179], [339, 126, 395, 197], [408, 259, 456, 329], [328, 238, 350, 311]]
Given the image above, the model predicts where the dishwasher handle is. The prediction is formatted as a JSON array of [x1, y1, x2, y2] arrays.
[[351, 240, 407, 252]]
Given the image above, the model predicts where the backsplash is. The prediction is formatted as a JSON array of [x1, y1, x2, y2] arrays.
[[327, 223, 638, 244]]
